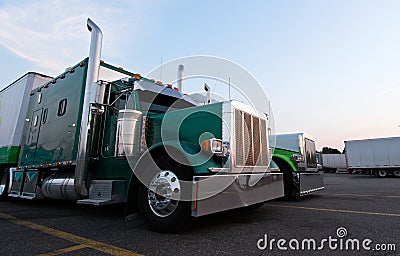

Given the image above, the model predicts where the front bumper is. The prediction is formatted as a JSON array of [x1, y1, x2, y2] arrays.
[[191, 172, 284, 217], [298, 172, 324, 196]]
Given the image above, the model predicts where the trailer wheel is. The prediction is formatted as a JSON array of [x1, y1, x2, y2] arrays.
[[138, 155, 193, 233], [0, 168, 10, 201], [376, 170, 387, 178], [393, 170, 400, 177]]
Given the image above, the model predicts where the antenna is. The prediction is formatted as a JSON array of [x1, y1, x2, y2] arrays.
[[228, 77, 231, 100]]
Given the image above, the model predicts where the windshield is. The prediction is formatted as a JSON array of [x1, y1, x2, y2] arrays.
[[305, 138, 317, 168]]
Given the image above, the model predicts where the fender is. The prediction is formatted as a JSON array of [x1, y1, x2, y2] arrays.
[[133, 141, 221, 175], [272, 153, 301, 197], [272, 151, 298, 172], [126, 141, 222, 213]]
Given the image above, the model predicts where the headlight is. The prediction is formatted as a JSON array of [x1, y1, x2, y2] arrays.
[[290, 154, 304, 163], [201, 139, 228, 156]]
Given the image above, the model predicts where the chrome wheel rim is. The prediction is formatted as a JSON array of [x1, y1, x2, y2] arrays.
[[148, 171, 181, 217], [393, 171, 400, 177]]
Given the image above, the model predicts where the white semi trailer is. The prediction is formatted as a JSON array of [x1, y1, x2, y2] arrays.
[[345, 137, 400, 178], [321, 154, 346, 173], [0, 73, 52, 167]]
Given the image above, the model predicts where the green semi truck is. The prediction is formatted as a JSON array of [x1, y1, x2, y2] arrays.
[[0, 19, 323, 232], [272, 133, 324, 197]]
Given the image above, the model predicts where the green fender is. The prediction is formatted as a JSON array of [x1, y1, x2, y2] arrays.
[[128, 140, 220, 183], [272, 153, 298, 172], [125, 141, 221, 212], [134, 141, 221, 174]]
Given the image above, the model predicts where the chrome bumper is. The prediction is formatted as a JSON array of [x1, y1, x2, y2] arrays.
[[299, 172, 324, 196], [191, 172, 284, 217]]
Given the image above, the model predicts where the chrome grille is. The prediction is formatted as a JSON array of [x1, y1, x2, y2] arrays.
[[252, 117, 260, 165], [235, 110, 244, 166], [234, 108, 268, 166]]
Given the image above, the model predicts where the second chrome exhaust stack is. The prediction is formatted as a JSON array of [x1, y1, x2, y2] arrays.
[[177, 64, 184, 93]]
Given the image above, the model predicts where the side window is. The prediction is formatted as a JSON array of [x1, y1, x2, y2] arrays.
[[57, 99, 67, 117], [33, 115, 39, 127], [42, 108, 48, 124], [37, 93, 42, 104]]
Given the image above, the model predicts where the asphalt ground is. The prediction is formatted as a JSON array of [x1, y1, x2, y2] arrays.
[[0, 173, 399, 256]]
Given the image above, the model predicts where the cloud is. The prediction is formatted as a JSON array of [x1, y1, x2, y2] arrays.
[[0, 0, 157, 76], [378, 85, 400, 95]]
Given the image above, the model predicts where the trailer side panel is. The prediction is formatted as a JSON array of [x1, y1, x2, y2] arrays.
[[345, 137, 400, 168], [0, 73, 51, 165]]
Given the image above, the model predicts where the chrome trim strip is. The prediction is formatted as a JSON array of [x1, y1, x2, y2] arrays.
[[300, 186, 325, 196], [208, 168, 230, 173]]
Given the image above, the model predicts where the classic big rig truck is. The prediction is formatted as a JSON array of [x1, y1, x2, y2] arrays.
[[0, 19, 286, 232], [272, 133, 324, 197]]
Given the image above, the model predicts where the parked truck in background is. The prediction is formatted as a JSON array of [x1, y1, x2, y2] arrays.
[[0, 72, 52, 193], [0, 18, 286, 232], [316, 152, 322, 171], [272, 133, 324, 197], [321, 153, 346, 173], [345, 137, 400, 178]]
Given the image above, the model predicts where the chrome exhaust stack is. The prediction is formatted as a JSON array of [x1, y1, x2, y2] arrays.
[[177, 64, 184, 93], [75, 18, 103, 198]]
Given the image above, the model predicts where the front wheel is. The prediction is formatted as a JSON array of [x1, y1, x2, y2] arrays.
[[138, 155, 193, 233], [0, 168, 10, 201], [273, 158, 298, 198]]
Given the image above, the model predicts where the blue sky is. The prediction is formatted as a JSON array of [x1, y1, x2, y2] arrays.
[[0, 0, 399, 150]]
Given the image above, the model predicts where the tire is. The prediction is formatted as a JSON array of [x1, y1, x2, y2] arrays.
[[376, 170, 387, 178], [283, 169, 294, 198], [273, 158, 297, 198], [361, 170, 370, 175], [0, 168, 10, 201], [393, 170, 400, 177], [138, 155, 193, 233]]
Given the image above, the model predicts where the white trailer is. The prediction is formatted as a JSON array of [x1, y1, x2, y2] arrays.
[[0, 73, 51, 151], [321, 154, 346, 173], [345, 137, 400, 178]]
